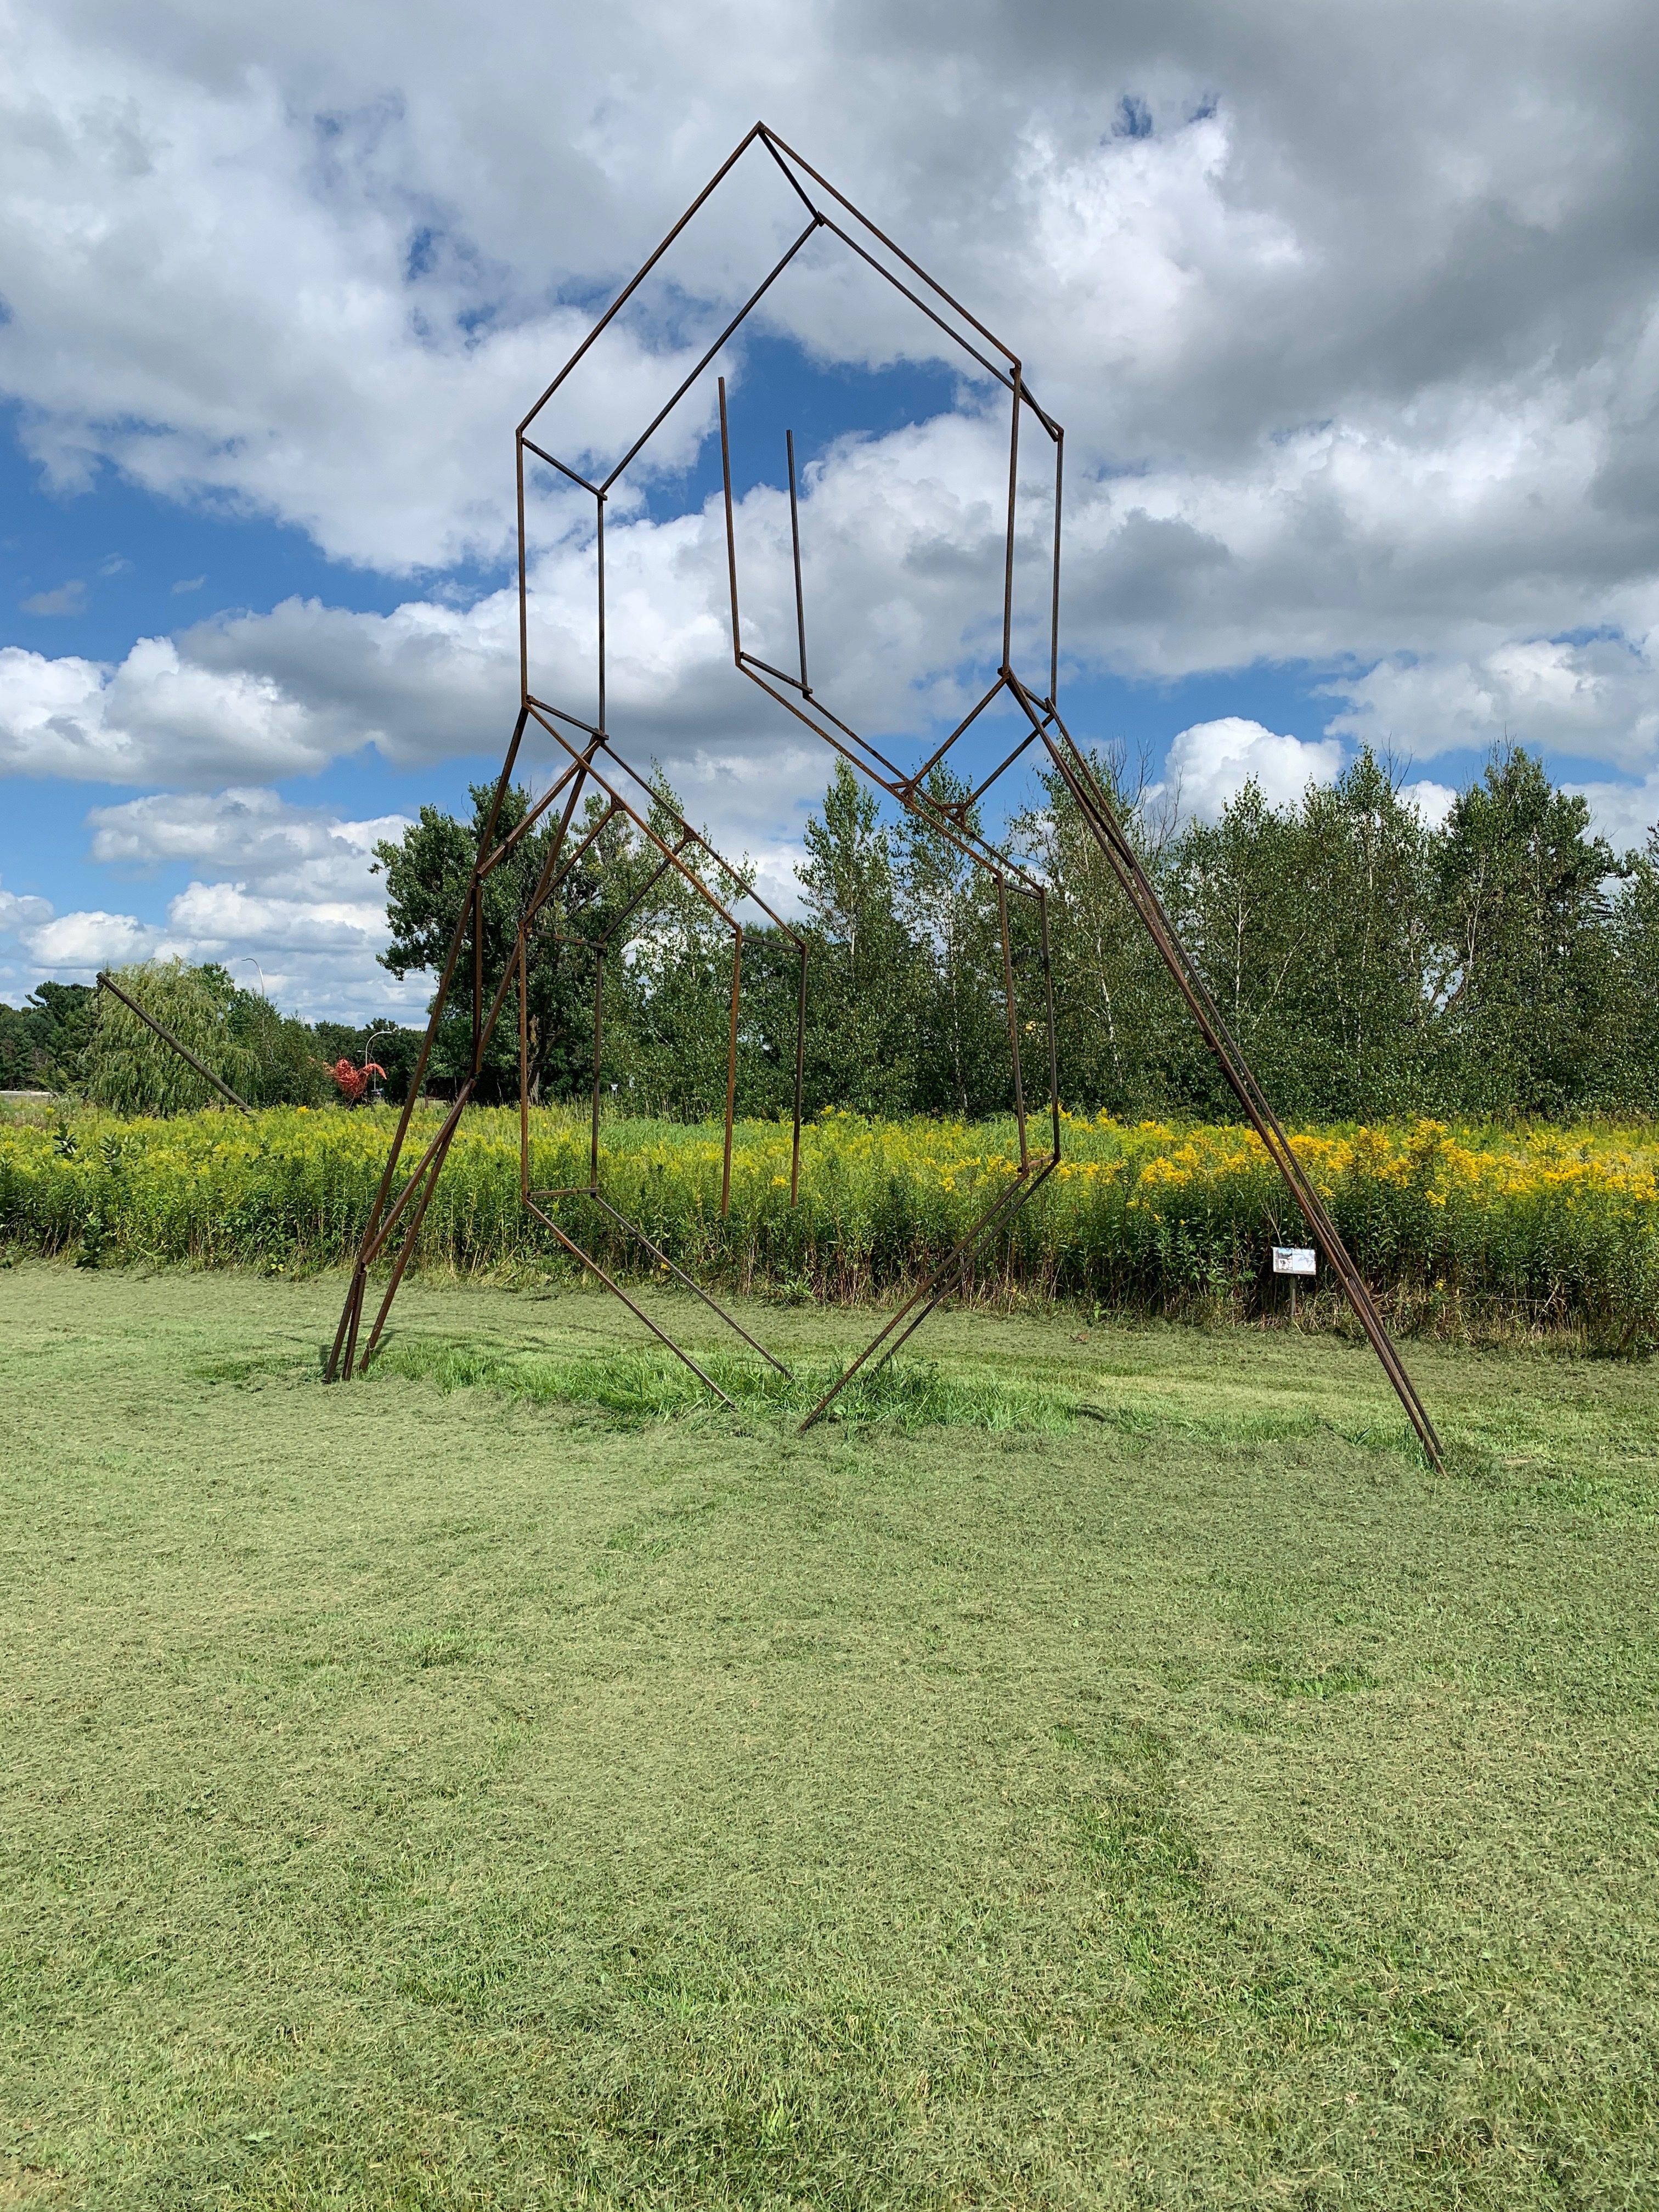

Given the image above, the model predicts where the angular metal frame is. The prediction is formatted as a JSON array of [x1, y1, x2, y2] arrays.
[[326, 719, 808, 1397], [331, 119, 1443, 1471]]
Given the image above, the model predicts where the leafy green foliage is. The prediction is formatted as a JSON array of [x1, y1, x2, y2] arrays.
[[16, 739, 1657, 1132], [1433, 748, 1622, 1113], [84, 960, 249, 1116], [80, 960, 341, 1115], [1021, 741, 1651, 1124], [0, 980, 94, 1091]]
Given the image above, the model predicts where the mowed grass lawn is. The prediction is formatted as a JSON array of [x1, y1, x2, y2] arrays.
[[2, 1266, 1656, 2209]]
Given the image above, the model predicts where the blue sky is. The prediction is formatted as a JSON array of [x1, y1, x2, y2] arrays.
[[4, 2, 1657, 1015]]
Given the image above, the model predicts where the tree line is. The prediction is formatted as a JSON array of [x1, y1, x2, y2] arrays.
[[0, 969, 427, 1106], [374, 741, 1659, 1125], [5, 740, 1654, 1124]]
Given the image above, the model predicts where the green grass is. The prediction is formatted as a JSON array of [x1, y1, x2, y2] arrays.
[[2, 1262, 1657, 2208], [358, 1337, 1088, 1434]]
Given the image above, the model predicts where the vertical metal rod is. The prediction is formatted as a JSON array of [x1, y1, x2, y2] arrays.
[[1002, 362, 1022, 674], [1049, 427, 1064, 709], [718, 377, 742, 662], [471, 881, 483, 1073], [590, 950, 605, 1191], [340, 1263, 365, 1381], [791, 942, 807, 1206], [518, 936, 531, 1199], [1037, 889, 1061, 1161], [596, 493, 607, 734], [787, 429, 809, 693], [327, 1265, 366, 1385], [516, 439, 529, 703], [722, 927, 742, 1218], [997, 879, 1028, 1171]]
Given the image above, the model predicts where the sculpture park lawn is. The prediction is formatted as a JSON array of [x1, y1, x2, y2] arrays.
[[2, 1260, 1655, 2209]]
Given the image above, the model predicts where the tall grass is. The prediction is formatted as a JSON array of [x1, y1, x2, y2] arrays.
[[3, 1101, 1656, 1346]]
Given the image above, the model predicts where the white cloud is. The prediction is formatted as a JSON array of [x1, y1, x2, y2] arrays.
[[1401, 780, 1458, 828], [0, 877, 52, 932], [87, 785, 407, 896], [1, 0, 1656, 641], [7, 0, 1659, 989], [0, 410, 1015, 797], [1323, 636, 1659, 770], [6, 776, 805, 1011], [0, 788, 424, 1017], [26, 908, 155, 969], [1154, 716, 1344, 822], [1568, 771, 1659, 854], [0, 637, 341, 781]]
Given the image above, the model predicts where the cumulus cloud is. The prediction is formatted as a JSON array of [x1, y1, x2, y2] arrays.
[[0, 788, 424, 1017], [1401, 781, 1458, 829], [0, 877, 53, 933], [1568, 772, 1659, 855], [2, 775, 810, 1011], [26, 909, 156, 970], [1323, 635, 1659, 771], [0, 637, 341, 782], [2, 1, 1657, 646], [87, 785, 406, 894], [0, 410, 1018, 792], [7, 0, 1659, 988], [1153, 716, 1344, 822]]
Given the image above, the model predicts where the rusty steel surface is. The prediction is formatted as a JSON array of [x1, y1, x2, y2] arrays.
[[328, 122, 1445, 1474]]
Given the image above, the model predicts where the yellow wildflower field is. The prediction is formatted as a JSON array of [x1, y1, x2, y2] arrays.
[[2, 1101, 1655, 1345]]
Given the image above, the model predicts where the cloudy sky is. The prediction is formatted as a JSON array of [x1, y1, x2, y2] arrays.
[[3, 0, 1658, 1014]]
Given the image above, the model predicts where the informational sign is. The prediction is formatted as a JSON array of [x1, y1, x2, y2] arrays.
[[1272, 1246, 1317, 1276]]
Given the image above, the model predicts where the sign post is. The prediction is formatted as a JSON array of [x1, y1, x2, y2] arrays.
[[1272, 1244, 1317, 1322]]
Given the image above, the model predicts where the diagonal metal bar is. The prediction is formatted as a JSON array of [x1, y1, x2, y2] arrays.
[[359, 1117, 467, 1364], [522, 1198, 740, 1412], [1025, 689, 1444, 1471], [518, 124, 768, 436], [529, 1188, 792, 1376], [797, 1159, 1057, 1431], [95, 970, 253, 1117], [600, 220, 818, 493]]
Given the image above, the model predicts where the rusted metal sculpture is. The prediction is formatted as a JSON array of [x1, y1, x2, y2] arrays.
[[326, 732, 806, 1401], [329, 120, 1444, 1472]]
